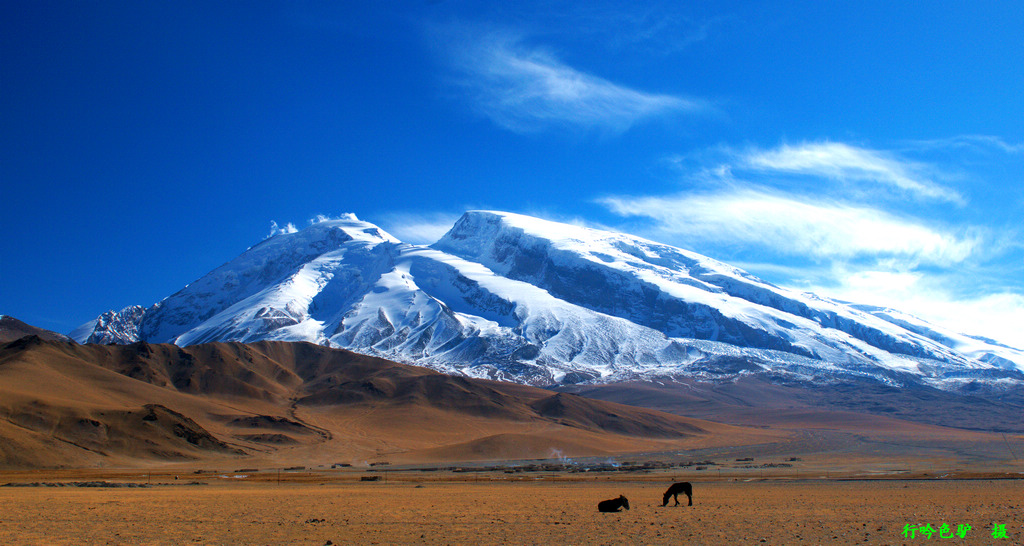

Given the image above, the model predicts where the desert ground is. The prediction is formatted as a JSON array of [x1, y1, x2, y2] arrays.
[[2, 464, 1022, 545]]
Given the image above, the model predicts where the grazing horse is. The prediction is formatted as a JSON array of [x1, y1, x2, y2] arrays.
[[662, 482, 693, 506], [598, 495, 630, 512]]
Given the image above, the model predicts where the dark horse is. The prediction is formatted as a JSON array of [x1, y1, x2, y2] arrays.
[[597, 495, 630, 512], [662, 482, 693, 506]]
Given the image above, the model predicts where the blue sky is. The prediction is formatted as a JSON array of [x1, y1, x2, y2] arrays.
[[3, 1, 1023, 348]]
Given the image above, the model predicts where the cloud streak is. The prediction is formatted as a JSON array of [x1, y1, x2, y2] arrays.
[[601, 188, 979, 265], [440, 28, 707, 133], [905, 134, 1024, 156], [375, 211, 463, 245], [742, 142, 964, 204]]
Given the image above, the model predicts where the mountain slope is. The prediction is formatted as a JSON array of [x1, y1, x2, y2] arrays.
[[434, 212, 1023, 379], [70, 212, 1024, 392], [0, 315, 73, 343]]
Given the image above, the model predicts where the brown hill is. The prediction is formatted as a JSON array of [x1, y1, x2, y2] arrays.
[[0, 316, 72, 343], [0, 336, 772, 469]]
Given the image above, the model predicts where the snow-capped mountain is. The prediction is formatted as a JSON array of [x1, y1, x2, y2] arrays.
[[73, 211, 1024, 390]]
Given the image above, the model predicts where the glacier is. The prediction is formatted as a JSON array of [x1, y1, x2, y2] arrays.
[[72, 211, 1024, 390]]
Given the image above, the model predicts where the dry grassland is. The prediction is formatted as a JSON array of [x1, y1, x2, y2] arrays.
[[2, 470, 1022, 545]]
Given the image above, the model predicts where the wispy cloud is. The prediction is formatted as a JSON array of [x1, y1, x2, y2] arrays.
[[742, 142, 964, 204], [547, 3, 723, 55], [375, 211, 463, 245], [904, 134, 1024, 155], [267, 220, 298, 238], [600, 188, 979, 265], [438, 27, 708, 133]]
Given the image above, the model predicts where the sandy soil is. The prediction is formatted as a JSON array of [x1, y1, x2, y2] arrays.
[[1, 470, 1021, 545]]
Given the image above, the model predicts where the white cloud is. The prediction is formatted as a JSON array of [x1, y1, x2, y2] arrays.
[[600, 188, 979, 265], [810, 269, 1024, 350], [267, 220, 298, 238], [839, 269, 923, 294], [375, 212, 462, 245], [945, 292, 1024, 349], [743, 142, 964, 204], [309, 213, 359, 224], [441, 28, 706, 133]]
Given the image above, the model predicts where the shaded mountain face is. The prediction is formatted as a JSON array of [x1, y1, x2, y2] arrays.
[[71, 212, 1024, 392]]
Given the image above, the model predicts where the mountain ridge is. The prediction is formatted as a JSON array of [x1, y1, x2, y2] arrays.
[[1, 335, 749, 468], [1, 315, 74, 343], [70, 211, 1024, 393]]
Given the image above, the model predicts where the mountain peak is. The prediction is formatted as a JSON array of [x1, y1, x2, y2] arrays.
[[441, 210, 633, 250], [271, 214, 401, 246], [69, 305, 145, 344]]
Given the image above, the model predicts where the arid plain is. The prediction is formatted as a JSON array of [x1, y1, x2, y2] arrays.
[[2, 467, 1023, 545]]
